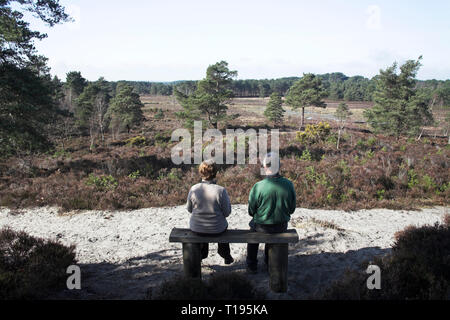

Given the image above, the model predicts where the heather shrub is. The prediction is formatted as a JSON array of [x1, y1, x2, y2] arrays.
[[319, 217, 450, 300], [151, 273, 265, 300], [151, 276, 208, 300], [85, 173, 118, 191], [0, 228, 76, 299]]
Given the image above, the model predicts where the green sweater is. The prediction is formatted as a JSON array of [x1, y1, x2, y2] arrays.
[[248, 175, 296, 224]]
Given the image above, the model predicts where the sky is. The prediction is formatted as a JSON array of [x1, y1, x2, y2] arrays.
[[23, 0, 450, 82]]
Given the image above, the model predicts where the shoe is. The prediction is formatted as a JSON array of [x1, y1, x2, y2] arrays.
[[224, 256, 234, 265], [246, 266, 257, 274]]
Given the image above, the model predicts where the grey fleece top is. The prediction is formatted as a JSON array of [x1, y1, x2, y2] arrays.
[[186, 180, 231, 234]]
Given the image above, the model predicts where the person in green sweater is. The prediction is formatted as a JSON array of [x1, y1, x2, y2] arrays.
[[246, 152, 296, 273]]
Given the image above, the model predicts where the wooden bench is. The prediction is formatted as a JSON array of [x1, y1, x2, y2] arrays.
[[169, 228, 299, 293]]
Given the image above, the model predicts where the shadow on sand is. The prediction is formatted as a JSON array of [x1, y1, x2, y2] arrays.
[[48, 239, 391, 300]]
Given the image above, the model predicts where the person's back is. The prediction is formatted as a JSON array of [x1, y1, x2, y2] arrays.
[[187, 181, 231, 234], [186, 160, 234, 265], [248, 175, 296, 225], [246, 152, 296, 273]]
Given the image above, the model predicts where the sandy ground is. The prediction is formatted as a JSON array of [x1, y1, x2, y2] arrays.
[[0, 205, 448, 300]]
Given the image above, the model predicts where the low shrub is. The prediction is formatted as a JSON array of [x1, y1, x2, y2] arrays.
[[85, 173, 118, 191], [151, 272, 265, 300], [318, 216, 450, 300], [125, 135, 148, 147], [154, 109, 165, 119], [296, 122, 331, 144], [0, 228, 76, 299]]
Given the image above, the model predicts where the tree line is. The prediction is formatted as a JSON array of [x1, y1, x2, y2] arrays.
[[1, 1, 449, 159], [119, 74, 450, 104]]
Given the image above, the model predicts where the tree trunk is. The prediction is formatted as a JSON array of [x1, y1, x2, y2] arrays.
[[301, 107, 305, 129], [416, 128, 424, 141], [337, 128, 341, 150]]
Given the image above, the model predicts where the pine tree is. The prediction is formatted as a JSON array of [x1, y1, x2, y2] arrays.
[[0, 0, 70, 157], [364, 57, 434, 137], [285, 73, 327, 129], [264, 92, 285, 125], [175, 61, 237, 129], [75, 78, 112, 149], [106, 83, 144, 140]]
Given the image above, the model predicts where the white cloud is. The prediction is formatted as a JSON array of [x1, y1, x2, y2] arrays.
[[366, 5, 382, 30]]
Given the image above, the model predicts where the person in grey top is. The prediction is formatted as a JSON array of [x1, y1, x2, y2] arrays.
[[186, 159, 234, 264]]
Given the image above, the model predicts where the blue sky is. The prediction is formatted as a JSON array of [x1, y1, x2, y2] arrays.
[[25, 0, 450, 81]]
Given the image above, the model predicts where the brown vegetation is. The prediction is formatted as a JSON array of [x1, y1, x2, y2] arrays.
[[317, 215, 450, 300], [0, 228, 76, 299], [0, 97, 448, 212]]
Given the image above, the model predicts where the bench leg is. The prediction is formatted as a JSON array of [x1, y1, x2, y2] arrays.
[[182, 243, 202, 279], [268, 243, 288, 293]]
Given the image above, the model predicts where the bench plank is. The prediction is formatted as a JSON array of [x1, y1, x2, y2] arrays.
[[169, 228, 299, 244]]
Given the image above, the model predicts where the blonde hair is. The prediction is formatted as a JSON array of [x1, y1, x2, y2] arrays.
[[199, 159, 218, 180]]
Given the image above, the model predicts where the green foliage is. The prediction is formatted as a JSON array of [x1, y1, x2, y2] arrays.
[[0, 1, 70, 157], [64, 71, 87, 110], [75, 77, 112, 131], [366, 137, 377, 147], [299, 149, 312, 161], [175, 61, 237, 129], [407, 169, 419, 189], [305, 166, 328, 186], [106, 83, 144, 133], [335, 102, 352, 123], [125, 135, 147, 146], [154, 108, 164, 119], [158, 168, 182, 182], [376, 189, 386, 200], [85, 174, 118, 191], [286, 73, 326, 126], [296, 122, 331, 144], [364, 57, 434, 137], [264, 92, 285, 124], [0, 228, 76, 299], [407, 170, 437, 192], [128, 170, 141, 180]]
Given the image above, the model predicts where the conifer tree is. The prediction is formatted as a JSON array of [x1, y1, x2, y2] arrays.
[[364, 57, 433, 137], [285, 73, 327, 129], [175, 61, 237, 129], [264, 92, 285, 126], [106, 83, 144, 139]]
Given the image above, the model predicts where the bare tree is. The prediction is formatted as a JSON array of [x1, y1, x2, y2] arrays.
[[335, 102, 352, 149]]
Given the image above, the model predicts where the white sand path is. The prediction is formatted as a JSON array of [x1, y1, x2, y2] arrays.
[[0, 205, 448, 299]]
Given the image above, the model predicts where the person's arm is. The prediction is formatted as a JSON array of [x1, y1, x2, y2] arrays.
[[288, 182, 296, 215], [186, 189, 193, 213], [248, 184, 258, 217], [220, 188, 232, 217]]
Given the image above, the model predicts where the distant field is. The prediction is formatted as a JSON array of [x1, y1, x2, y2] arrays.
[[140, 95, 372, 124], [140, 95, 446, 136]]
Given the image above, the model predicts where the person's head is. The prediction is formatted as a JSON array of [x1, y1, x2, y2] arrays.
[[262, 152, 280, 176], [199, 159, 218, 181]]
